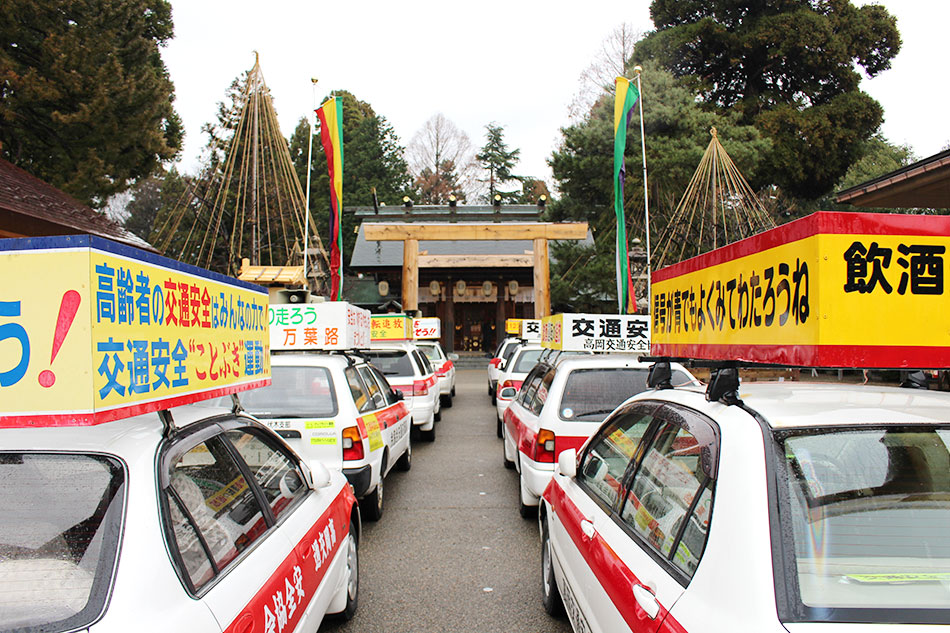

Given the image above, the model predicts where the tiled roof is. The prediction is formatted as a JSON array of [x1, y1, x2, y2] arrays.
[[0, 158, 155, 251]]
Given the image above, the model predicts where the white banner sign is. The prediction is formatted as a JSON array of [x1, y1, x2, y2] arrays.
[[413, 317, 441, 339], [519, 319, 542, 340], [541, 313, 650, 352], [270, 302, 371, 351]]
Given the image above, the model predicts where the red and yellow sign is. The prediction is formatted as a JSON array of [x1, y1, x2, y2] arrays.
[[370, 314, 412, 341], [651, 211, 950, 368], [0, 236, 270, 427]]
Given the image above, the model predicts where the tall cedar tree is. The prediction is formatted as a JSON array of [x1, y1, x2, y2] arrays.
[[634, 0, 900, 198], [0, 0, 183, 206], [290, 91, 412, 271], [476, 123, 523, 203], [547, 62, 769, 311], [123, 167, 190, 242]]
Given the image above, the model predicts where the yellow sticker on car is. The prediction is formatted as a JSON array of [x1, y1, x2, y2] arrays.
[[310, 437, 337, 445], [361, 413, 384, 452], [305, 420, 335, 429]]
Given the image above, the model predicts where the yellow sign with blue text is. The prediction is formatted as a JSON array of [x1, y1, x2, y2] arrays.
[[0, 236, 270, 427], [651, 212, 950, 368]]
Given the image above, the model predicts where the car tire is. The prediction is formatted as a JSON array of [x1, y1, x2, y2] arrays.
[[491, 392, 497, 405], [434, 409, 442, 422], [519, 472, 536, 519], [341, 516, 360, 619], [396, 441, 412, 472], [496, 416, 503, 439], [541, 517, 564, 617], [422, 425, 436, 442], [441, 394, 453, 408], [361, 476, 384, 521], [451, 385, 456, 397]]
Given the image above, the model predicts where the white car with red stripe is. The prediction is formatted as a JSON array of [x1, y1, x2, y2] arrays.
[[0, 405, 360, 633], [503, 355, 696, 518], [240, 352, 412, 521], [416, 340, 457, 408], [488, 336, 521, 401], [540, 377, 950, 632], [365, 341, 440, 442], [494, 342, 545, 436]]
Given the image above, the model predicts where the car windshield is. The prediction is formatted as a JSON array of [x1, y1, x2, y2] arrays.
[[777, 426, 950, 622], [238, 365, 337, 418], [364, 350, 415, 378], [512, 349, 544, 373], [0, 453, 125, 632]]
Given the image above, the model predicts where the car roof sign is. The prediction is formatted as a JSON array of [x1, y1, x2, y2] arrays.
[[412, 317, 441, 340], [370, 314, 413, 341], [0, 235, 270, 428], [269, 301, 371, 351], [651, 211, 950, 369], [519, 319, 542, 340], [541, 313, 650, 353]]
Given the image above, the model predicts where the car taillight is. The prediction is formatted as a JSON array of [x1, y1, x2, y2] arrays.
[[342, 426, 364, 461], [413, 379, 429, 396], [536, 429, 556, 463]]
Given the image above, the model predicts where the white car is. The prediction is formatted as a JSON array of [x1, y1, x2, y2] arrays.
[[503, 355, 696, 517], [416, 340, 457, 408], [238, 351, 412, 521], [0, 405, 360, 632], [488, 337, 521, 402], [364, 341, 440, 441], [540, 376, 950, 632], [494, 343, 545, 436]]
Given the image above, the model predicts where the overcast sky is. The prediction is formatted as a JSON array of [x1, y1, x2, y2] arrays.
[[161, 0, 949, 200]]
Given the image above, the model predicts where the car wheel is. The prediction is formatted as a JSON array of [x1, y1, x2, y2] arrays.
[[451, 385, 456, 397], [519, 472, 536, 519], [434, 409, 442, 422], [341, 517, 360, 619], [502, 427, 515, 469], [441, 394, 453, 408], [422, 425, 436, 442], [396, 440, 412, 472], [491, 392, 497, 405], [361, 476, 384, 521], [541, 517, 564, 616], [496, 415, 503, 439], [488, 382, 493, 396]]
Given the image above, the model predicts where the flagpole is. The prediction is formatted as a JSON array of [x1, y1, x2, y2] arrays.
[[634, 66, 651, 312], [304, 78, 318, 291]]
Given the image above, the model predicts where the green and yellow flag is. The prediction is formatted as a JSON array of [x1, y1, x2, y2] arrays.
[[614, 76, 640, 314]]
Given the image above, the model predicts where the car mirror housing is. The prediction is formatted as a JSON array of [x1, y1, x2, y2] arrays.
[[557, 449, 577, 478], [308, 460, 333, 489], [393, 389, 405, 401], [448, 353, 459, 361]]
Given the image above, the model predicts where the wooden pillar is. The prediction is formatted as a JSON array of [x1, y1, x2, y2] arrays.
[[533, 237, 550, 318], [495, 279, 505, 351], [445, 278, 455, 353], [403, 238, 418, 312]]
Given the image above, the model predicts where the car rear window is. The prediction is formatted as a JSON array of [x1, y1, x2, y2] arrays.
[[512, 349, 544, 373], [364, 350, 415, 378], [418, 343, 444, 362], [239, 365, 337, 418], [558, 368, 694, 421], [777, 426, 950, 623], [0, 453, 125, 632]]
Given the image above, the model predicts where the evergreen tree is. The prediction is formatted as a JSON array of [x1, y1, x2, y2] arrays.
[[124, 167, 190, 242], [0, 0, 183, 206], [290, 91, 412, 271], [476, 123, 523, 203], [634, 0, 900, 198]]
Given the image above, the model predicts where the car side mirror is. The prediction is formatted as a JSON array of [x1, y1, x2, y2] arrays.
[[557, 449, 577, 478], [448, 353, 459, 361], [499, 387, 517, 399], [308, 460, 332, 489], [393, 389, 405, 401]]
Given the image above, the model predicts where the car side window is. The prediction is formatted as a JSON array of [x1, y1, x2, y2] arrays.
[[357, 365, 385, 410], [368, 365, 400, 406], [414, 350, 433, 374], [519, 370, 544, 406], [530, 367, 556, 415], [578, 407, 656, 510], [345, 366, 373, 413], [225, 429, 308, 521], [165, 435, 268, 592], [619, 409, 717, 578]]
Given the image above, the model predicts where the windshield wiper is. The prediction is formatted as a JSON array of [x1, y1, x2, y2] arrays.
[[572, 408, 616, 418]]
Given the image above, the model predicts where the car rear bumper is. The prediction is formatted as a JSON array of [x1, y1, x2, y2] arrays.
[[520, 457, 555, 502], [343, 464, 373, 498]]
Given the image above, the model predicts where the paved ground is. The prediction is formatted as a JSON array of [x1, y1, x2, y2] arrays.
[[321, 369, 573, 633]]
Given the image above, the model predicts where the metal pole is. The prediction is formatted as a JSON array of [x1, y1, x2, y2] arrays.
[[304, 78, 318, 289], [635, 67, 651, 311]]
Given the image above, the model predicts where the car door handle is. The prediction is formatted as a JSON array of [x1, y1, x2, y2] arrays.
[[580, 519, 596, 540], [633, 583, 660, 620]]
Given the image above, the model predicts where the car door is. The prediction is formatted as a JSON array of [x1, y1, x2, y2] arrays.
[[548, 401, 720, 632], [358, 364, 411, 473]]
